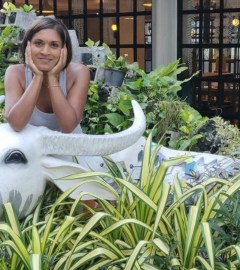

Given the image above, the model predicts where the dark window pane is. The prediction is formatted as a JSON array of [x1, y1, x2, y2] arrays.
[[120, 48, 134, 64], [182, 48, 199, 75], [183, 0, 199, 10], [203, 0, 220, 10], [87, 0, 99, 14], [87, 18, 100, 42], [57, 0, 68, 16], [136, 16, 146, 44], [202, 13, 219, 44], [137, 48, 145, 70], [73, 18, 84, 44], [224, 12, 240, 44], [119, 0, 133, 12], [103, 0, 116, 13], [224, 0, 238, 9], [137, 0, 152, 12], [120, 16, 133, 44], [103, 17, 117, 45], [72, 0, 83, 15]]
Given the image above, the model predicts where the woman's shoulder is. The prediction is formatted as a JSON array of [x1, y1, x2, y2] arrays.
[[67, 62, 89, 76], [6, 63, 25, 76]]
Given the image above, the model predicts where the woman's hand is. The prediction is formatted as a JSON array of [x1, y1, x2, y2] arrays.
[[48, 46, 67, 78], [25, 41, 43, 76]]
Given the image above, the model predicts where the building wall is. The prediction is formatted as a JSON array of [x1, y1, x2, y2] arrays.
[[152, 0, 177, 69]]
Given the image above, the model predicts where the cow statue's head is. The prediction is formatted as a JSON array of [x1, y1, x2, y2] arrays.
[[0, 100, 146, 219]]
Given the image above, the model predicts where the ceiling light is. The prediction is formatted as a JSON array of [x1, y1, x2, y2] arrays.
[[232, 18, 240, 27], [111, 24, 117, 31], [143, 3, 152, 7], [39, 0, 54, 14]]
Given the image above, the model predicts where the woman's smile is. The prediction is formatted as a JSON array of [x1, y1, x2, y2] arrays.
[[30, 29, 62, 71]]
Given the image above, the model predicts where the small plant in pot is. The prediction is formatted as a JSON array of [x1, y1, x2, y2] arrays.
[[19, 4, 36, 13], [0, 11, 6, 24], [102, 50, 131, 87], [0, 2, 18, 24]]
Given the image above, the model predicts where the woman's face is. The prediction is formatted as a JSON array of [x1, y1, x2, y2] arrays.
[[30, 29, 63, 72]]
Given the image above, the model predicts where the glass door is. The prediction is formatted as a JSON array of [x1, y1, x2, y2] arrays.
[[178, 0, 240, 126]]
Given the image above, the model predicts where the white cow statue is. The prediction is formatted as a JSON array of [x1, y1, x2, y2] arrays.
[[0, 99, 240, 219], [0, 100, 147, 218]]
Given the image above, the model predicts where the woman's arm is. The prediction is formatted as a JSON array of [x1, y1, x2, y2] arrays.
[[4, 64, 43, 131], [48, 62, 90, 133]]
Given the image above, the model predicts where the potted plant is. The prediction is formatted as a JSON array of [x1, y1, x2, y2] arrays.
[[0, 2, 36, 28], [102, 50, 130, 87], [19, 4, 36, 13], [0, 2, 18, 24], [0, 11, 6, 24], [83, 38, 110, 81], [0, 137, 239, 269]]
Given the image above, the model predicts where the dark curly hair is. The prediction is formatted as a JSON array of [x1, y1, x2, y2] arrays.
[[21, 17, 72, 68]]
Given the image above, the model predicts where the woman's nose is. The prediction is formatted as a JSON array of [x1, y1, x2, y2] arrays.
[[41, 45, 50, 54]]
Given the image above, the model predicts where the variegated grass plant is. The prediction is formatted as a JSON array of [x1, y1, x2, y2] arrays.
[[0, 135, 239, 269]]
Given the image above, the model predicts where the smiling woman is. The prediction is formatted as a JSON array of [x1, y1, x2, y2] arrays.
[[4, 17, 90, 133]]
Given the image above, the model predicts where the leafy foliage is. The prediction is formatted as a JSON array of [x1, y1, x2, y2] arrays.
[[82, 58, 198, 139], [0, 2, 18, 15], [0, 136, 239, 269], [0, 25, 21, 89], [196, 116, 240, 158]]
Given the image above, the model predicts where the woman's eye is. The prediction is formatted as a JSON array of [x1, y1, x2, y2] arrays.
[[51, 43, 60, 48], [34, 41, 43, 47]]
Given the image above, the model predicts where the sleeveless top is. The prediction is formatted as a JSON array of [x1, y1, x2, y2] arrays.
[[25, 66, 81, 133]]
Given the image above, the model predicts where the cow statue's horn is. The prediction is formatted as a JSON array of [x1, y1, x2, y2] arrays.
[[41, 100, 146, 156]]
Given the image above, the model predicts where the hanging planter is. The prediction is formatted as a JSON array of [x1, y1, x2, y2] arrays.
[[1, 2, 36, 28], [103, 68, 126, 87], [101, 49, 130, 87], [81, 52, 93, 65], [0, 12, 6, 24], [8, 11, 16, 23]]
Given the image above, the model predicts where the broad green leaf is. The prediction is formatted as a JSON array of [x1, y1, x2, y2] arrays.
[[125, 240, 149, 269], [152, 237, 170, 255], [32, 225, 42, 254], [30, 254, 41, 270], [68, 248, 118, 270], [184, 205, 202, 267], [47, 216, 75, 262], [195, 255, 213, 270], [2, 203, 23, 239], [201, 222, 215, 269], [105, 113, 124, 127]]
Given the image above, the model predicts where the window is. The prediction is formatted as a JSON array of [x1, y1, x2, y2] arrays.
[[178, 0, 240, 126]]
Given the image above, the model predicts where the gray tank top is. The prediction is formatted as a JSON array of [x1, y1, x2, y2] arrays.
[[25, 66, 81, 133]]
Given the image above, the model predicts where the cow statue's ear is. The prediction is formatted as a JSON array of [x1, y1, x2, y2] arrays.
[[42, 155, 117, 200]]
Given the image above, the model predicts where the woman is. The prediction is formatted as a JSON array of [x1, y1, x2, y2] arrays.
[[4, 17, 90, 133]]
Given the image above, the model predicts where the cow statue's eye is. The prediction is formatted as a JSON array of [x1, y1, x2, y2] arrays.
[[4, 150, 28, 164]]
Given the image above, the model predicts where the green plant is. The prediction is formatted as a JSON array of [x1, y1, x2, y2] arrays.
[[19, 4, 35, 13], [210, 190, 240, 251], [82, 58, 198, 138], [0, 135, 239, 269], [82, 43, 200, 139], [195, 116, 240, 158], [0, 2, 18, 16], [166, 104, 208, 151], [0, 25, 21, 92], [122, 59, 199, 136], [85, 38, 101, 48], [86, 39, 138, 72], [103, 51, 131, 71], [81, 81, 133, 134]]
